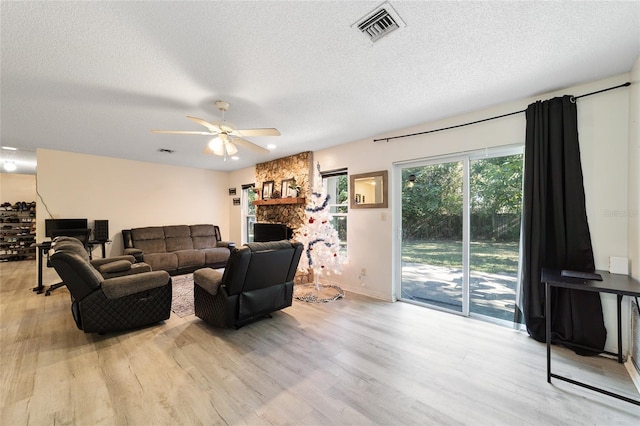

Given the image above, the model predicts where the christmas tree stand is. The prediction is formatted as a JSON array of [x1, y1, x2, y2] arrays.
[[293, 270, 344, 303]]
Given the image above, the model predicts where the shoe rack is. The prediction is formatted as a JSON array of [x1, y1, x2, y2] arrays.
[[0, 201, 36, 262]]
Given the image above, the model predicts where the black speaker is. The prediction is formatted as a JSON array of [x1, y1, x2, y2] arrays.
[[94, 220, 109, 242]]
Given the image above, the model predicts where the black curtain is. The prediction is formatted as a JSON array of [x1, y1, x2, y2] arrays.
[[520, 95, 606, 354]]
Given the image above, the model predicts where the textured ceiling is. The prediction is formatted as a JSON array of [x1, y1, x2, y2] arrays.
[[2, 1, 639, 175]]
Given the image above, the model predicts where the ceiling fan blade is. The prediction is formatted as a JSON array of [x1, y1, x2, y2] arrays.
[[233, 128, 281, 137], [231, 136, 270, 154], [151, 130, 213, 135], [187, 116, 222, 133]]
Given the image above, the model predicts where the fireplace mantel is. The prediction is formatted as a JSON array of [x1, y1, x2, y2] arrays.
[[253, 197, 306, 206]]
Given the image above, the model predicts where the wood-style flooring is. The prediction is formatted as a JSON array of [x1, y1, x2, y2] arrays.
[[1, 259, 639, 425]]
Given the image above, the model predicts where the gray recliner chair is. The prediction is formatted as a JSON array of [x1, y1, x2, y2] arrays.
[[49, 240, 172, 333], [193, 240, 303, 329]]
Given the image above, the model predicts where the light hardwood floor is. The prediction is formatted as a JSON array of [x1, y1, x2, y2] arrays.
[[1, 260, 639, 425]]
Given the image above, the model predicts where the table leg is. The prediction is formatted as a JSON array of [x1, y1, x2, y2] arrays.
[[617, 294, 623, 363], [546, 281, 551, 383], [32, 246, 45, 294]]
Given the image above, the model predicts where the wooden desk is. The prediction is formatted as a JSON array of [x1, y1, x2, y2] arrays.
[[542, 268, 640, 406]]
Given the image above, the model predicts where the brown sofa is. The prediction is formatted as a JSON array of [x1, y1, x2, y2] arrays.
[[122, 225, 233, 275]]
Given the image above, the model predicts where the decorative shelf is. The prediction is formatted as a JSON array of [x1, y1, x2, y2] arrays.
[[253, 197, 306, 206]]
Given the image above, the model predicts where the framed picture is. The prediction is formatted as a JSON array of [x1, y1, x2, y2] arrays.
[[262, 181, 274, 200], [281, 179, 296, 198], [228, 187, 237, 195], [232, 197, 240, 206]]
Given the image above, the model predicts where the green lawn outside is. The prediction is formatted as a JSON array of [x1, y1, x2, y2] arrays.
[[402, 240, 520, 275]]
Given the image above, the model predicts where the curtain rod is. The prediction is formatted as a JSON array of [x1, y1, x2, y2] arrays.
[[373, 81, 631, 143]]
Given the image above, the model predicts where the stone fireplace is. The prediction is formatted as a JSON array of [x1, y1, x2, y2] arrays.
[[255, 151, 313, 284], [254, 151, 312, 232]]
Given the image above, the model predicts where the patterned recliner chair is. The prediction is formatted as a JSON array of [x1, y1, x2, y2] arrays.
[[193, 240, 303, 329], [50, 241, 172, 333]]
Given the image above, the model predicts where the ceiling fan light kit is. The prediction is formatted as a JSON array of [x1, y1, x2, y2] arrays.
[[151, 100, 279, 159]]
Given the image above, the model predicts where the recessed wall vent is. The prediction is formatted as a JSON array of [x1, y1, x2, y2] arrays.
[[353, 2, 406, 43]]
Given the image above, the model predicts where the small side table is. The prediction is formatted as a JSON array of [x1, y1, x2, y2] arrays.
[[542, 268, 640, 406]]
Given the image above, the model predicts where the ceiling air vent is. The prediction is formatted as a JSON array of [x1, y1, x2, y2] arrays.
[[353, 2, 405, 43]]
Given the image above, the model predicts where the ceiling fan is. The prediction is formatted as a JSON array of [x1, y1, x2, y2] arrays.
[[151, 100, 280, 159]]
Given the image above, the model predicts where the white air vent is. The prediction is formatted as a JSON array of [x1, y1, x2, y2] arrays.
[[353, 2, 406, 43]]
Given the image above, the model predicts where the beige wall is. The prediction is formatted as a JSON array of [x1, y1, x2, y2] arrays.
[[227, 166, 255, 245], [36, 149, 230, 257], [0, 173, 36, 203]]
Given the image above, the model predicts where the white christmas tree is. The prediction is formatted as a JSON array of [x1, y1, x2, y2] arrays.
[[295, 162, 343, 289]]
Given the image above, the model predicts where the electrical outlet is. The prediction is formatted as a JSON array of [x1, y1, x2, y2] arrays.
[[360, 268, 366, 276]]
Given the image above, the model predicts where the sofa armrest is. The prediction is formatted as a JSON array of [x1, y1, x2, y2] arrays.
[[217, 241, 235, 249], [91, 255, 135, 268], [101, 270, 170, 299], [123, 248, 145, 263]]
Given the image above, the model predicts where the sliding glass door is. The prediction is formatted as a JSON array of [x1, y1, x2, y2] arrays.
[[468, 154, 523, 321], [398, 147, 523, 323], [400, 159, 466, 313]]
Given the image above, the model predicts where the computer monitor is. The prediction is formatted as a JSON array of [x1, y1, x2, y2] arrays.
[[45, 218, 89, 238]]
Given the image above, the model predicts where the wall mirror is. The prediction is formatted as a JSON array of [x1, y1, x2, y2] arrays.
[[350, 170, 388, 209]]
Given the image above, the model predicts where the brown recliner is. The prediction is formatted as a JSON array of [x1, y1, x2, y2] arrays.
[[194, 240, 303, 329], [49, 241, 172, 333]]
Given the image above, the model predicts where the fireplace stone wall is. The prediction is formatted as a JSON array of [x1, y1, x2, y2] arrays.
[[255, 151, 312, 232]]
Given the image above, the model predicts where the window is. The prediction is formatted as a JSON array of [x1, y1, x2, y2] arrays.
[[322, 169, 348, 256], [241, 184, 256, 244]]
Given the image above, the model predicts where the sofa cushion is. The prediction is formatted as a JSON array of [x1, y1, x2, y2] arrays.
[[163, 225, 190, 238], [190, 224, 217, 237], [132, 226, 165, 240], [143, 252, 178, 272], [192, 235, 217, 249], [166, 236, 194, 252], [202, 247, 230, 265], [174, 249, 205, 269], [132, 227, 167, 254]]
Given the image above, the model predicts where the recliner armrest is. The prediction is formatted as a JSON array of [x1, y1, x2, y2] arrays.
[[90, 255, 135, 268], [96, 259, 132, 275], [101, 270, 170, 299], [194, 268, 223, 295]]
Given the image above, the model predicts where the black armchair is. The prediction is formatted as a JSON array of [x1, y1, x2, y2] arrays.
[[49, 242, 172, 333], [194, 240, 303, 328]]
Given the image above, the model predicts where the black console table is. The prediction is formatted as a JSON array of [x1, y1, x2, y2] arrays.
[[542, 268, 640, 406], [33, 240, 111, 295]]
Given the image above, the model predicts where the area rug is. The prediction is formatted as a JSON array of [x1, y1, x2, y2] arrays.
[[171, 274, 195, 317], [294, 283, 345, 303]]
